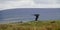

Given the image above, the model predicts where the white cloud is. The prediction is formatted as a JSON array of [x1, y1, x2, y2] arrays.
[[0, 0, 35, 10], [0, 0, 60, 10]]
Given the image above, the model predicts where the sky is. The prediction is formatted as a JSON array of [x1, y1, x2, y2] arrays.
[[0, 0, 60, 10]]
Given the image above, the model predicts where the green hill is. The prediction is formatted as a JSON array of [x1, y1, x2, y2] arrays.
[[0, 20, 60, 30]]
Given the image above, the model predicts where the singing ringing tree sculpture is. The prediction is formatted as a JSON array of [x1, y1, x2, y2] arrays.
[[34, 14, 40, 21]]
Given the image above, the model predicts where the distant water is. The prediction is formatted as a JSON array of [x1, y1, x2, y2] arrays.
[[0, 8, 60, 22]]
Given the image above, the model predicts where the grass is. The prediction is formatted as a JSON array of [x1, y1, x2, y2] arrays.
[[0, 20, 60, 30]]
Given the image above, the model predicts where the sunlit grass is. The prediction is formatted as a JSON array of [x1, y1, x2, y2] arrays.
[[0, 20, 60, 30]]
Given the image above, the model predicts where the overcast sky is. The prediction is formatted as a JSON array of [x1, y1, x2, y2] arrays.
[[0, 0, 60, 10]]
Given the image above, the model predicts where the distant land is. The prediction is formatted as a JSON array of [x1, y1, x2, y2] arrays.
[[0, 8, 60, 23]]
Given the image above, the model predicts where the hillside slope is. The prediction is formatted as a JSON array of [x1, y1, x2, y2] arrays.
[[0, 20, 60, 30]]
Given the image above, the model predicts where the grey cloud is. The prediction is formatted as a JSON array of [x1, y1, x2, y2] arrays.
[[0, 0, 19, 3], [0, 0, 60, 4], [0, 0, 17, 1], [33, 0, 60, 4], [56, 0, 60, 4], [33, 0, 52, 4]]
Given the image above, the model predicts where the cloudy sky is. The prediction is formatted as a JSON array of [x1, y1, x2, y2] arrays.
[[0, 0, 60, 10]]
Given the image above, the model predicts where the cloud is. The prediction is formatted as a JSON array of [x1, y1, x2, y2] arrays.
[[0, 0, 60, 10], [0, 0, 35, 10], [34, 0, 54, 4]]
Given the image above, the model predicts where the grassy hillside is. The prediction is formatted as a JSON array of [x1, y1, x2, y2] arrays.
[[0, 20, 60, 30]]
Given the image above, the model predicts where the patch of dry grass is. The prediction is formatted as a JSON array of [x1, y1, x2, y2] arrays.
[[0, 20, 60, 30]]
